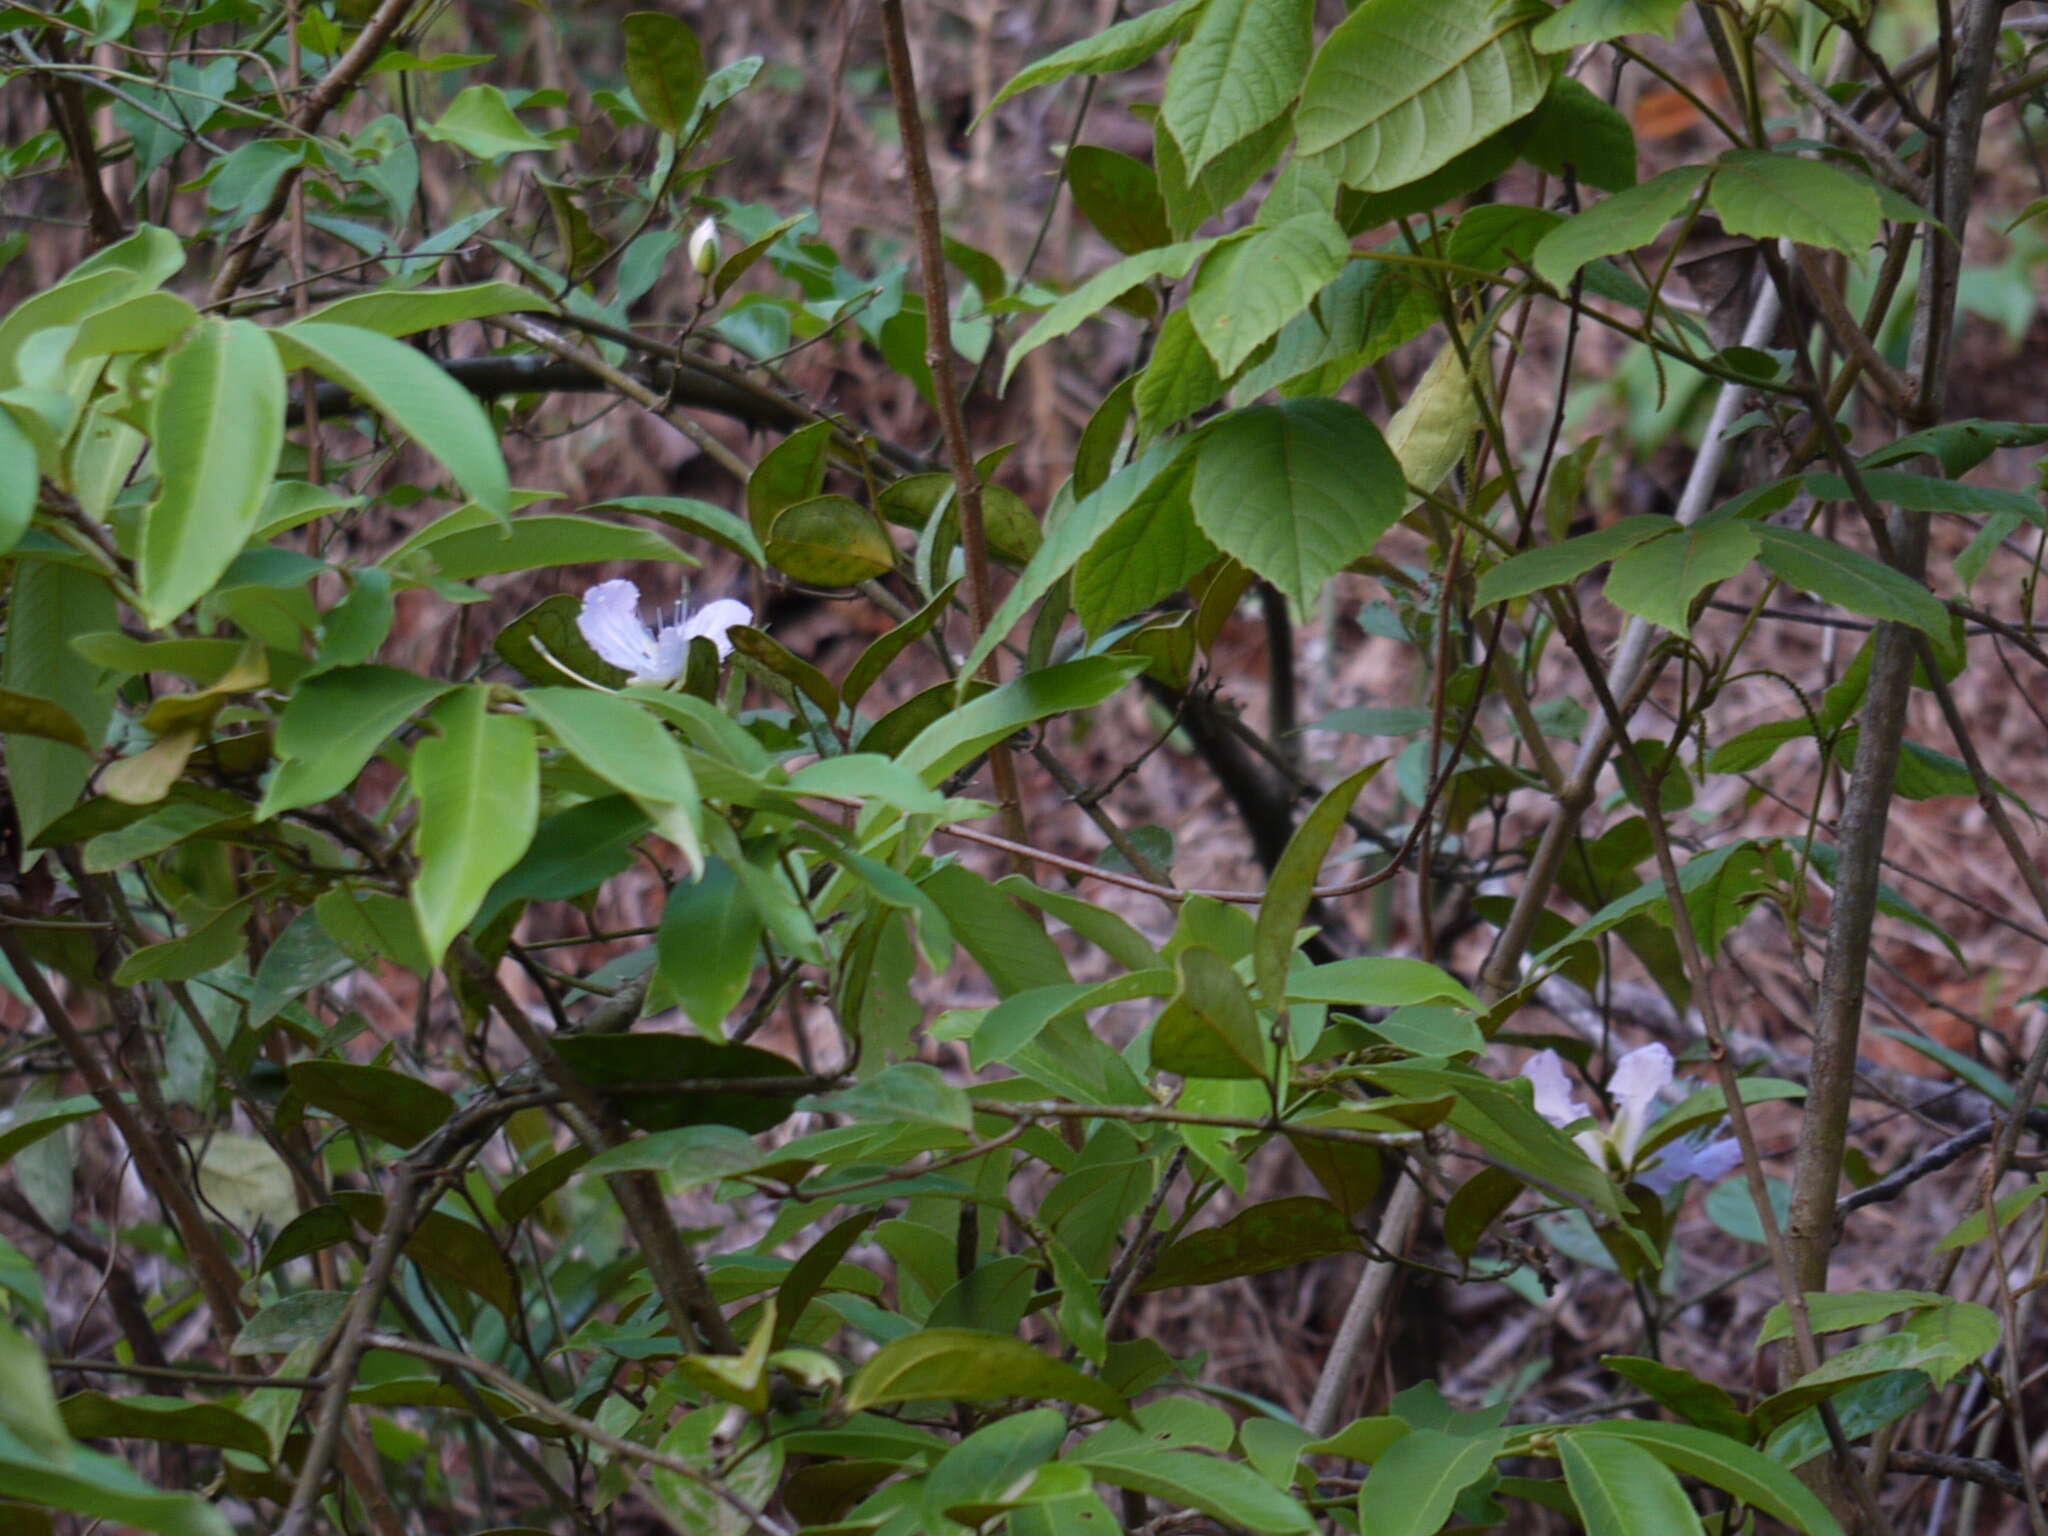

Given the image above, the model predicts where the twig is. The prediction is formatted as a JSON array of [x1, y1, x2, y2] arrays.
[[1304, 1167, 1427, 1436]]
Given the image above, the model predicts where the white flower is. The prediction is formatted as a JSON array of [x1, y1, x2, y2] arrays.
[[1523, 1043, 1742, 1195], [688, 217, 721, 276], [577, 578, 751, 686]]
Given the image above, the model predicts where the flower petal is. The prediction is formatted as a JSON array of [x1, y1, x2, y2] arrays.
[[1606, 1043, 1674, 1164], [681, 597, 753, 660], [1523, 1051, 1590, 1131], [1637, 1134, 1742, 1195], [634, 620, 691, 686], [579, 580, 659, 675]]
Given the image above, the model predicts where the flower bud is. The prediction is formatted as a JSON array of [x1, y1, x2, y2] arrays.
[[688, 217, 721, 277]]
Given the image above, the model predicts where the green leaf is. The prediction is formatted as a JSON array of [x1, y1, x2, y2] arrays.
[[552, 1033, 804, 1134], [1859, 420, 2048, 477], [1151, 946, 1267, 1079], [232, 1291, 350, 1355], [1162, 0, 1313, 179], [1601, 1357, 1751, 1440], [1532, 0, 1683, 48], [1286, 957, 1479, 1010], [1298, 0, 1551, 192], [1530, 164, 1708, 291], [1934, 1177, 2048, 1253], [746, 421, 833, 540], [1807, 468, 2042, 518], [60, 1393, 270, 1460], [1157, 104, 1295, 237], [1133, 308, 1226, 433], [260, 666, 450, 818], [1567, 1421, 1844, 1536], [1710, 150, 1880, 256], [288, 1061, 454, 1150], [422, 84, 554, 158], [272, 321, 510, 517], [1255, 762, 1382, 1008], [0, 1424, 233, 1536], [1604, 520, 1758, 635], [0, 1318, 68, 1460], [0, 400, 36, 558], [1067, 146, 1174, 255], [843, 1329, 1133, 1421], [983, 0, 1205, 117], [1186, 212, 1350, 375], [1521, 76, 1637, 191], [802, 1063, 973, 1136], [1003, 240, 1219, 389], [393, 515, 693, 581], [0, 689, 88, 752], [591, 495, 766, 567], [302, 281, 553, 337], [622, 12, 705, 136], [1354, 1428, 1509, 1536], [258, 1205, 354, 1274], [1071, 453, 1215, 632], [410, 687, 538, 963], [654, 859, 760, 1035], [767, 496, 896, 586], [334, 1191, 518, 1315], [846, 579, 960, 708], [0, 1097, 100, 1170], [113, 899, 250, 985], [496, 1148, 591, 1226], [962, 442, 1186, 677], [137, 318, 284, 626], [522, 687, 704, 872], [1142, 1196, 1361, 1291], [581, 1124, 764, 1189], [928, 1409, 1068, 1525], [1756, 1289, 1949, 1348], [1559, 1433, 1705, 1536], [1190, 399, 1405, 612], [1474, 520, 1679, 610], [900, 656, 1149, 784], [1384, 343, 1478, 507], [1753, 526, 1946, 636], [1079, 1449, 1313, 1535]]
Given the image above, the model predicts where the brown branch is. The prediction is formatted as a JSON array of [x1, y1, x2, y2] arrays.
[[207, 0, 421, 304]]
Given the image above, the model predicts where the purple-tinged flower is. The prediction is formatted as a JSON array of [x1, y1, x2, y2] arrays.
[[577, 579, 751, 687], [1523, 1043, 1742, 1194]]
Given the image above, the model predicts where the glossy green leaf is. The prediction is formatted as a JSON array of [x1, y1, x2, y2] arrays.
[[395, 515, 692, 582], [1601, 1357, 1751, 1441], [802, 1063, 973, 1136], [1067, 146, 1174, 255], [288, 1061, 455, 1150], [843, 1329, 1132, 1421], [1133, 307, 1226, 434], [1356, 1428, 1508, 1536], [1753, 525, 1947, 636], [0, 1423, 233, 1536], [767, 495, 896, 586], [591, 495, 766, 567], [272, 321, 509, 516], [653, 859, 761, 1035], [552, 1033, 804, 1133], [303, 281, 552, 336], [622, 12, 705, 136], [1143, 1197, 1362, 1291], [410, 687, 538, 963], [1521, 77, 1637, 191], [231, 1292, 350, 1355], [1567, 1420, 1843, 1535], [334, 1191, 517, 1315], [137, 318, 284, 626], [0, 403, 34, 558], [522, 687, 703, 871], [260, 666, 450, 818], [1298, 0, 1551, 191], [1190, 399, 1404, 613], [901, 656, 1148, 784], [1079, 1449, 1313, 1534], [845, 579, 959, 707], [1559, 1432, 1705, 1536], [60, 1393, 269, 1460], [1255, 761, 1381, 1009]]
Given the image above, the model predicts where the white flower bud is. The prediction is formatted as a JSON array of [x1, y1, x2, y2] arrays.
[[688, 217, 721, 277]]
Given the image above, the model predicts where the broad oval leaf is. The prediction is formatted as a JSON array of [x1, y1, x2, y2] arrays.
[[1162, 0, 1313, 179], [622, 12, 706, 136], [1558, 1432, 1705, 1536], [1141, 1196, 1362, 1291], [767, 495, 896, 586], [410, 687, 539, 963], [287, 1061, 455, 1151], [1298, 0, 1552, 192], [1190, 399, 1405, 613]]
